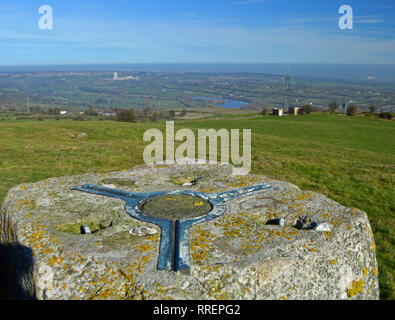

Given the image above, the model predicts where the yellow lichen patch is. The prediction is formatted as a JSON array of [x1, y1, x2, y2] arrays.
[[41, 247, 54, 255], [370, 240, 375, 251], [145, 233, 160, 248], [241, 243, 260, 250], [141, 254, 153, 263], [47, 256, 64, 267], [329, 259, 337, 265], [136, 243, 152, 254], [200, 187, 217, 193], [330, 217, 341, 226], [242, 288, 251, 296], [364, 225, 374, 237], [226, 175, 261, 188], [207, 279, 229, 300], [281, 296, 287, 300], [194, 201, 204, 207], [363, 267, 369, 277], [268, 210, 279, 220], [190, 226, 217, 264], [154, 282, 171, 297], [371, 267, 378, 276], [310, 248, 317, 253], [296, 192, 313, 201], [16, 199, 38, 210], [25, 223, 47, 247], [346, 278, 364, 298], [323, 231, 333, 241], [267, 230, 293, 241]]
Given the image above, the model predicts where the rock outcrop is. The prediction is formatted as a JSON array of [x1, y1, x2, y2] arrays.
[[0, 163, 379, 300]]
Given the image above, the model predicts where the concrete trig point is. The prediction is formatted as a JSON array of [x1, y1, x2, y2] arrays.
[[73, 183, 272, 271], [0, 163, 379, 299]]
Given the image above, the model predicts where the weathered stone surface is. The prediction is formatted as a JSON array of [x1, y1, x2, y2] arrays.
[[0, 163, 379, 300]]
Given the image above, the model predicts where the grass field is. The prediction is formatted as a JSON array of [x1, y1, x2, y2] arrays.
[[0, 114, 393, 299]]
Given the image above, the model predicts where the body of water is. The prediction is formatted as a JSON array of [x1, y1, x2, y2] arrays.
[[193, 96, 248, 109]]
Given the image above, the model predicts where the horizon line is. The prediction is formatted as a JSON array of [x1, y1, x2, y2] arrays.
[[1, 62, 395, 68]]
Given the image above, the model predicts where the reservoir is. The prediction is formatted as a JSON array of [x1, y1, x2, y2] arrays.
[[193, 97, 248, 109]]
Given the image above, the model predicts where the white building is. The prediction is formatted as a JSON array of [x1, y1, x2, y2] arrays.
[[272, 108, 284, 116]]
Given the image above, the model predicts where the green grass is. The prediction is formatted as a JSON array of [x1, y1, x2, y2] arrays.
[[0, 114, 394, 299]]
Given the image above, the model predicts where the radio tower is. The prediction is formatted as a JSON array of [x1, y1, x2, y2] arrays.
[[26, 97, 30, 113], [284, 74, 291, 109]]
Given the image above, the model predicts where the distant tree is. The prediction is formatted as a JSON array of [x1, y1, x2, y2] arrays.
[[47, 107, 61, 115], [116, 109, 136, 123], [72, 114, 84, 121], [369, 105, 377, 113], [379, 112, 392, 120], [181, 108, 187, 116], [168, 110, 176, 119], [328, 101, 338, 114], [150, 113, 158, 122], [298, 104, 314, 115], [261, 108, 269, 116], [143, 107, 152, 116], [86, 106, 99, 116], [347, 105, 358, 116]]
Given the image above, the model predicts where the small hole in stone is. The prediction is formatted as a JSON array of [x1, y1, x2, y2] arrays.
[[266, 218, 284, 227], [294, 216, 317, 230]]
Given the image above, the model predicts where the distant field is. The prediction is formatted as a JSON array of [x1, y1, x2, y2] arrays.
[[0, 114, 393, 299]]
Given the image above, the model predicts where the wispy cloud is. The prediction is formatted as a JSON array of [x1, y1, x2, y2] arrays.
[[356, 16, 384, 24], [234, 0, 265, 5], [3, 17, 393, 64]]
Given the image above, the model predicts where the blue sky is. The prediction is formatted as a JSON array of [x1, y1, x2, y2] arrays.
[[0, 0, 394, 65]]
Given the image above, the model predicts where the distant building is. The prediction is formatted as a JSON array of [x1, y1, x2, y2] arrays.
[[288, 106, 299, 115], [110, 72, 139, 81], [272, 108, 284, 116], [100, 111, 116, 117]]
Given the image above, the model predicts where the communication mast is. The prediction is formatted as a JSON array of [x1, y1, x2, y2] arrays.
[[284, 74, 291, 109], [26, 97, 30, 113]]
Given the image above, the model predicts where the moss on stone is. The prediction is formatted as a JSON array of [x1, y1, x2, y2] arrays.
[[56, 221, 102, 234], [139, 194, 212, 220]]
